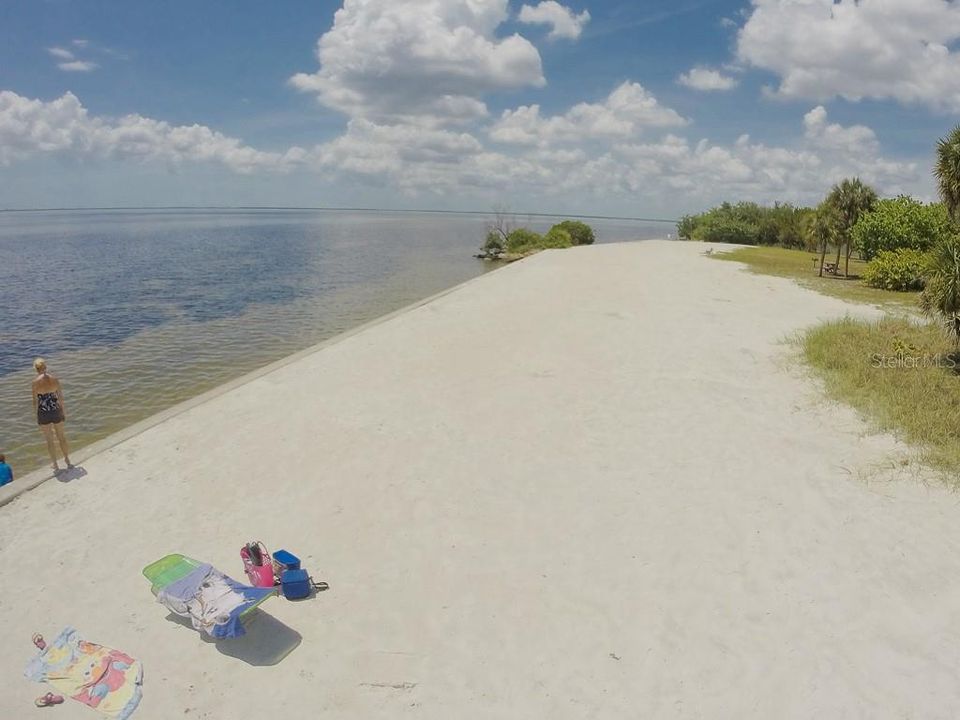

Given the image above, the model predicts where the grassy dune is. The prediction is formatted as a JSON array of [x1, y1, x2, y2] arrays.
[[705, 245, 959, 476], [802, 317, 960, 477]]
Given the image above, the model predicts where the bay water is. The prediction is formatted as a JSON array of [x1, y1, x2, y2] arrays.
[[0, 209, 668, 474]]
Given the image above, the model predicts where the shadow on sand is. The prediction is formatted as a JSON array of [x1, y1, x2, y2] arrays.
[[54, 465, 88, 483], [164, 610, 302, 666]]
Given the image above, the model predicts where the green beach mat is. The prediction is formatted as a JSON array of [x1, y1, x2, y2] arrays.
[[142, 553, 203, 593]]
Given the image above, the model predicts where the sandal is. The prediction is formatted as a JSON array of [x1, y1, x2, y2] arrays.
[[35, 693, 64, 707], [32, 634, 46, 651]]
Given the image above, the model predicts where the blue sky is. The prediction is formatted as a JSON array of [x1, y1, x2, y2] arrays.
[[0, 0, 955, 216]]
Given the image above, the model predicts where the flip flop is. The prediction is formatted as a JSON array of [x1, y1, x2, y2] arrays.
[[34, 693, 64, 707], [32, 634, 46, 651]]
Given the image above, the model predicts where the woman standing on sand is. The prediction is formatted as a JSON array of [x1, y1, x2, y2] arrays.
[[31, 358, 71, 471]]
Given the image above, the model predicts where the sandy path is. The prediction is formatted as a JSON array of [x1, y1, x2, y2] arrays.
[[2, 240, 959, 719]]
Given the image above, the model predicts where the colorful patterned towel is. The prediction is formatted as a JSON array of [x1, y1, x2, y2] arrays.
[[25, 627, 143, 719]]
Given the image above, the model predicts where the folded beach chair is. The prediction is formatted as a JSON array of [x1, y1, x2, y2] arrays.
[[143, 554, 277, 639]]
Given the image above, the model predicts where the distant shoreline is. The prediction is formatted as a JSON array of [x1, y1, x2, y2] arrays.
[[0, 205, 679, 224]]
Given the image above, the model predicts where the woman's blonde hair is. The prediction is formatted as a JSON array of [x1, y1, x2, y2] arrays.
[[33, 357, 47, 373]]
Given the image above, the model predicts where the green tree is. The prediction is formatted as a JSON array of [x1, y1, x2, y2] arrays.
[[826, 178, 879, 276], [852, 197, 949, 261], [920, 234, 960, 343], [935, 126, 960, 221]]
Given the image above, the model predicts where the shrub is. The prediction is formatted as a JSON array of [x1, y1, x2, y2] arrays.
[[852, 197, 950, 261], [505, 228, 544, 254], [542, 226, 573, 249], [482, 231, 504, 253], [552, 220, 595, 245], [692, 216, 757, 245], [862, 248, 928, 291], [677, 215, 699, 240], [681, 201, 809, 247]]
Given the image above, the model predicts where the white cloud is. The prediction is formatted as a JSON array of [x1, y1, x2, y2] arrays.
[[608, 115, 917, 206], [802, 105, 878, 154], [0, 91, 303, 173], [0, 90, 924, 212], [58, 60, 98, 73], [289, 0, 544, 126], [737, 0, 960, 112], [72, 39, 89, 48], [678, 66, 738, 91], [517, 1, 591, 40], [307, 118, 484, 186], [490, 82, 688, 146], [451, 108, 917, 207], [47, 43, 104, 72], [47, 47, 74, 61]]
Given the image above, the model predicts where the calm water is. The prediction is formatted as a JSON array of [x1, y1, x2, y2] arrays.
[[0, 209, 668, 473]]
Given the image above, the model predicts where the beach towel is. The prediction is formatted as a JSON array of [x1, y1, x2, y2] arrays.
[[156, 563, 276, 639], [24, 627, 143, 720]]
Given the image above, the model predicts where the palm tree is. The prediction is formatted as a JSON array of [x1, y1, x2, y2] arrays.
[[923, 128, 960, 343], [810, 203, 838, 277], [826, 178, 879, 276], [935, 126, 960, 221], [920, 233, 960, 344]]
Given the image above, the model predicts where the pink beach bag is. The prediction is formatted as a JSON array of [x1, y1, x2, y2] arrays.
[[240, 541, 276, 587]]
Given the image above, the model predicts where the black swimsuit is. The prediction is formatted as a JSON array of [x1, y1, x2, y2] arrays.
[[37, 392, 63, 425]]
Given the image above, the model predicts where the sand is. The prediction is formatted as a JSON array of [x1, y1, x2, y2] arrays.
[[2, 240, 959, 719]]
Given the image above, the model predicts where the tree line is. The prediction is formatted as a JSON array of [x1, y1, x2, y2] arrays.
[[678, 126, 960, 342]]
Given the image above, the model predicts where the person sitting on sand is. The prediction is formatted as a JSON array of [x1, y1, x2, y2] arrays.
[[0, 453, 12, 487], [31, 358, 72, 472]]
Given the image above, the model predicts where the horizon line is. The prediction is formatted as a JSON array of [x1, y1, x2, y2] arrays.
[[0, 205, 680, 224]]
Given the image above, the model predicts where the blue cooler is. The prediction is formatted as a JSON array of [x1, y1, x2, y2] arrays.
[[281, 569, 312, 599], [272, 549, 300, 579]]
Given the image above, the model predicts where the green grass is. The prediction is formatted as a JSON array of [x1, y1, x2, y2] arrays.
[[712, 246, 921, 309], [802, 317, 960, 478]]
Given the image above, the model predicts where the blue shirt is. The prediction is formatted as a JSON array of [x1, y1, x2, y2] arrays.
[[0, 462, 11, 487]]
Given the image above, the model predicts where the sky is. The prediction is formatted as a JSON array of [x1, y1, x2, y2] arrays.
[[0, 0, 957, 217]]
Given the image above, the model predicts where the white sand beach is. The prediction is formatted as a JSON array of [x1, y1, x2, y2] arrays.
[[3, 239, 960, 719]]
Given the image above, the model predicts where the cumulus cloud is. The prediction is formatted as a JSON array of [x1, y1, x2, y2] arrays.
[[609, 113, 917, 207], [490, 82, 688, 146], [307, 118, 484, 186], [300, 89, 915, 207], [677, 67, 738, 91], [517, 1, 591, 40], [289, 0, 544, 126], [802, 105, 879, 154], [0, 89, 923, 211], [0, 91, 303, 173], [737, 0, 960, 112]]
